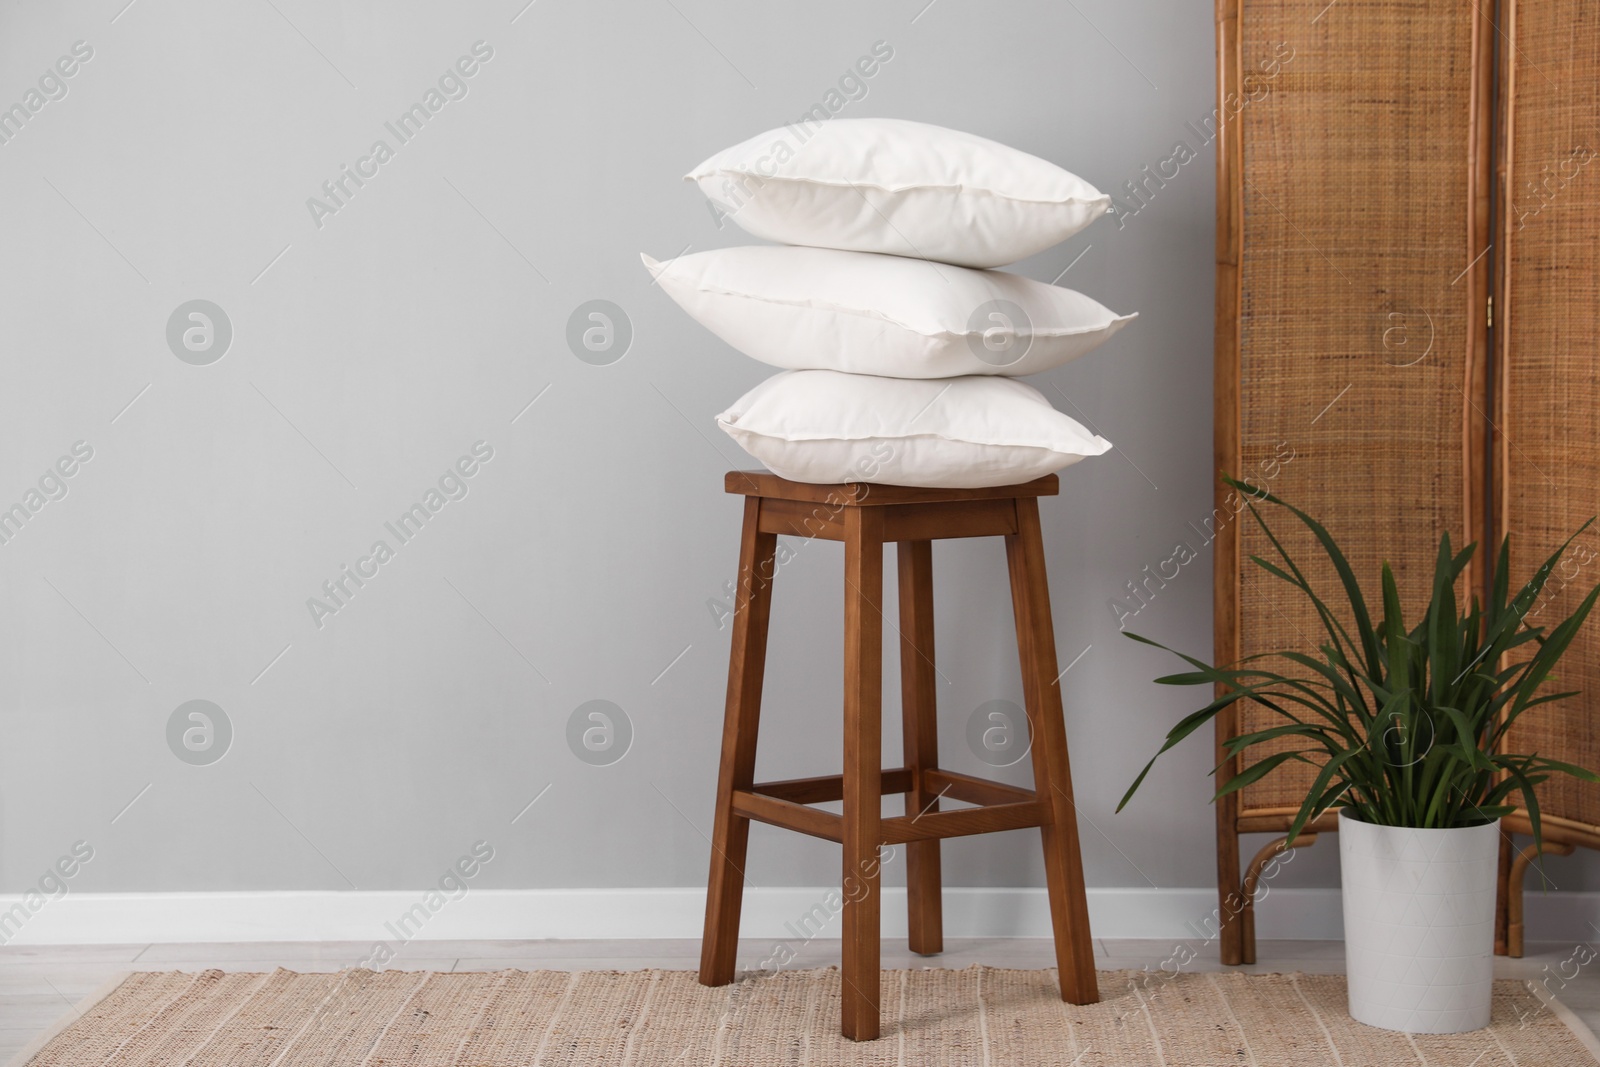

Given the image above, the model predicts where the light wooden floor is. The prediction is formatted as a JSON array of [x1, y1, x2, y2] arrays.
[[1, 938, 1595, 1061]]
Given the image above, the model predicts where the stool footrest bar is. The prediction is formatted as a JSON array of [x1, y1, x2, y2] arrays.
[[732, 790, 844, 843], [732, 783, 1046, 846], [750, 768, 913, 804], [882, 800, 1046, 844], [923, 768, 1038, 808]]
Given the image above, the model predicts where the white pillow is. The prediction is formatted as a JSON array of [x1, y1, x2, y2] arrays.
[[642, 246, 1134, 379], [686, 118, 1110, 268], [716, 370, 1112, 489]]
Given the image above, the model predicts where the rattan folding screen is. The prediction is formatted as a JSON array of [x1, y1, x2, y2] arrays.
[[1495, 0, 1600, 956], [1213, 0, 1596, 963]]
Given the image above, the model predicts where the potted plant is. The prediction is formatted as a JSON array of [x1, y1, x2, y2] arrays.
[[1118, 477, 1600, 1034]]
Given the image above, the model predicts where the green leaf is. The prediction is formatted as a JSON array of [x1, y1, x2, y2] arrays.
[[1285, 748, 1364, 842], [1223, 474, 1383, 677], [1223, 722, 1333, 760], [1213, 750, 1313, 801], [1508, 583, 1600, 722]]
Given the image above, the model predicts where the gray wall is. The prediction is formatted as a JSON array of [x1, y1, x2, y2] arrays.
[[0, 0, 1365, 903]]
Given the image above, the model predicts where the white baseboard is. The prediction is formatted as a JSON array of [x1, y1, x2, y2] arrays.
[[0, 887, 1593, 947]]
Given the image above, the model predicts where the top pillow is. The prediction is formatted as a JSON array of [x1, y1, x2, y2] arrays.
[[686, 118, 1110, 269]]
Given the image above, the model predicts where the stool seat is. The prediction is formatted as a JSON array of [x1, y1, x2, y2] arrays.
[[700, 470, 1099, 1041]]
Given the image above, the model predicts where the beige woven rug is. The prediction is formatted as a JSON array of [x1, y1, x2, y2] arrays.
[[12, 967, 1598, 1066]]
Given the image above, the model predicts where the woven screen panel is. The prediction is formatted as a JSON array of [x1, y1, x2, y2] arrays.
[[1233, 0, 1476, 812], [1500, 0, 1600, 830]]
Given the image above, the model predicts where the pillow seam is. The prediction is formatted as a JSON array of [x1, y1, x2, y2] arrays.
[[672, 280, 1129, 341], [686, 171, 1111, 209], [720, 424, 1111, 454]]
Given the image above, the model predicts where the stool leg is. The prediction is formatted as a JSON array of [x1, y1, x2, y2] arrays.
[[897, 540, 943, 957], [841, 507, 885, 1041], [1005, 497, 1099, 1005], [700, 497, 777, 987]]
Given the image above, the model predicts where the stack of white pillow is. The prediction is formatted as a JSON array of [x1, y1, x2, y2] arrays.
[[645, 118, 1134, 489]]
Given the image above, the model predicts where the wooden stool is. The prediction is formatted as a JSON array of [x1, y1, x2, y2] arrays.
[[698, 470, 1099, 1041]]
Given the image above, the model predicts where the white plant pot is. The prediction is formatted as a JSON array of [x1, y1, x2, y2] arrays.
[[1339, 809, 1500, 1034]]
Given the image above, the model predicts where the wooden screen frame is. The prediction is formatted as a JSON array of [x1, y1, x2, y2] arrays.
[[1211, 0, 1497, 966]]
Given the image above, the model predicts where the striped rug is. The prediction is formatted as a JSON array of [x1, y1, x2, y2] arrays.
[[12, 967, 1598, 1065]]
